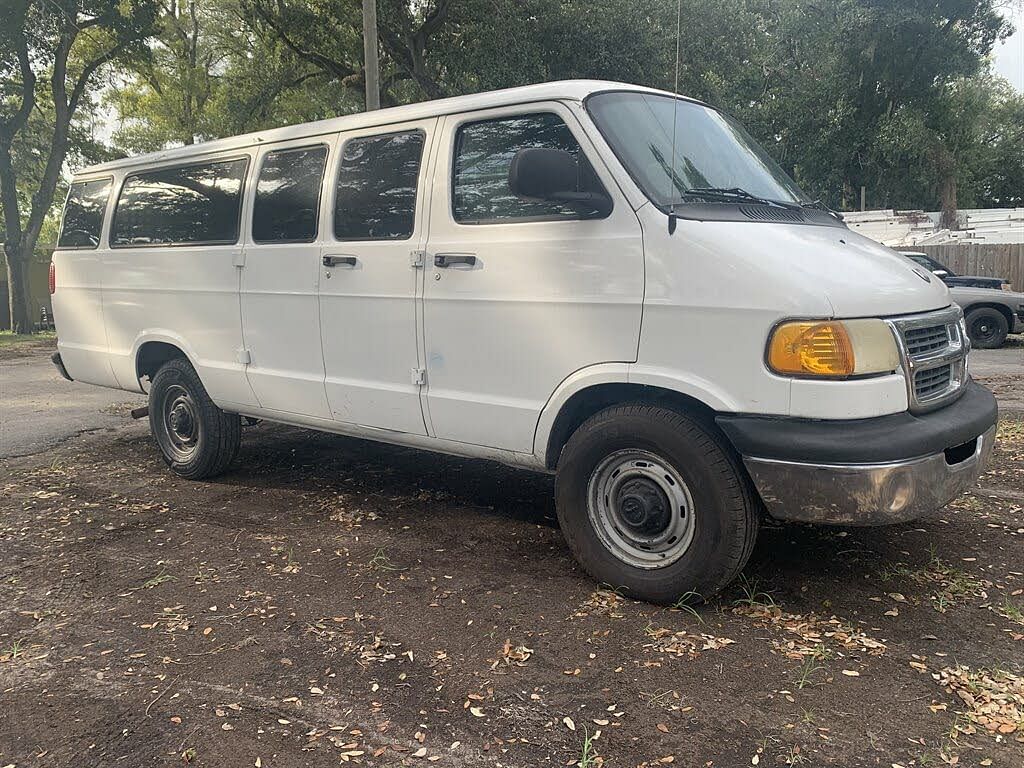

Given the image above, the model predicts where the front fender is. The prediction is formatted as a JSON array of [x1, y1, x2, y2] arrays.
[[532, 363, 740, 466]]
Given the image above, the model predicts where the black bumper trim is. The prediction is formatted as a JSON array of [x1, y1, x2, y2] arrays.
[[716, 380, 998, 464], [51, 351, 73, 382]]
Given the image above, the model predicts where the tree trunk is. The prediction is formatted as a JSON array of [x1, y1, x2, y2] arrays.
[[5, 248, 33, 334], [939, 173, 958, 231]]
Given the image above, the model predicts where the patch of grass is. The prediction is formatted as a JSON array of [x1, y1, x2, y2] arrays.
[[793, 644, 832, 690], [733, 575, 776, 609], [996, 419, 1023, 443], [670, 590, 705, 622], [794, 657, 826, 690], [640, 689, 677, 708], [878, 552, 986, 612], [4, 639, 25, 660], [0, 330, 55, 347], [993, 597, 1024, 625], [576, 727, 598, 768], [782, 746, 809, 765], [877, 561, 915, 582], [368, 547, 405, 571], [142, 571, 175, 589], [926, 557, 985, 613]]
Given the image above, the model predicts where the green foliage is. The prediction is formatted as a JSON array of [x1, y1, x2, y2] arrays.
[[6, 0, 1023, 260], [1, 1, 159, 331], [103, 0, 1019, 215]]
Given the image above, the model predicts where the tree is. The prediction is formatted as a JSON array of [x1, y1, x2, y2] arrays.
[[743, 0, 1012, 210], [0, 0, 157, 333], [107, 0, 222, 152], [239, 0, 456, 106]]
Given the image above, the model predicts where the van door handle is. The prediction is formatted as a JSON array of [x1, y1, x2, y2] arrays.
[[323, 255, 357, 268], [434, 253, 477, 268]]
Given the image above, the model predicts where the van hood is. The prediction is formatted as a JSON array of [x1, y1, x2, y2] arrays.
[[684, 219, 952, 317]]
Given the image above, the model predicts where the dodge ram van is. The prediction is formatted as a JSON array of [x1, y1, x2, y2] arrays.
[[50, 81, 998, 603]]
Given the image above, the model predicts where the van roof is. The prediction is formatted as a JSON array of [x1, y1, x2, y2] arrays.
[[77, 79, 684, 176]]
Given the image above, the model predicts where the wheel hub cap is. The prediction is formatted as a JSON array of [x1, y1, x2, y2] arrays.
[[617, 478, 671, 535], [586, 450, 697, 570], [158, 384, 200, 462], [169, 402, 194, 439]]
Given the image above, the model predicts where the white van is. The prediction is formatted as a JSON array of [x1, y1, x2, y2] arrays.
[[50, 80, 998, 603]]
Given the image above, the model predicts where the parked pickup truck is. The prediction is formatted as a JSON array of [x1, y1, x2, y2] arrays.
[[903, 252, 1024, 348]]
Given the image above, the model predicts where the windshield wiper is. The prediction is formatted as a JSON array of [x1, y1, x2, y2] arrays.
[[800, 198, 844, 221], [676, 187, 801, 210]]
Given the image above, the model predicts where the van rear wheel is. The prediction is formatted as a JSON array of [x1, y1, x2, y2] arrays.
[[555, 405, 758, 604], [149, 357, 240, 479]]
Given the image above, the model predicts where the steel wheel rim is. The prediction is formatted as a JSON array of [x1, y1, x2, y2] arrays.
[[158, 384, 201, 462], [970, 317, 996, 343], [586, 449, 696, 569]]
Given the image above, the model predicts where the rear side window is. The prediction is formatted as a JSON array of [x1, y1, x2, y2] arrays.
[[253, 145, 328, 243], [111, 158, 248, 247], [58, 178, 112, 249], [334, 131, 425, 241], [452, 112, 607, 224]]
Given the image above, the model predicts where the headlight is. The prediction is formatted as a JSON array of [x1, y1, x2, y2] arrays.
[[767, 319, 900, 378]]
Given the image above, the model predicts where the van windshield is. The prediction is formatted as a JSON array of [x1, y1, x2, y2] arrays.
[[586, 92, 807, 209]]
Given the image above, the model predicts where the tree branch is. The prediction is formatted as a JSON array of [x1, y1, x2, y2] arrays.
[[248, 1, 358, 82], [70, 38, 135, 114], [0, 28, 36, 140]]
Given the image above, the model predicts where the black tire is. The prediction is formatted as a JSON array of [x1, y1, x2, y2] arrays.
[[965, 307, 1009, 349], [148, 357, 240, 479], [555, 405, 759, 605]]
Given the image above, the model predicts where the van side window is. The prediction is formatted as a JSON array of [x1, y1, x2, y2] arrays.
[[452, 113, 607, 224], [111, 158, 248, 247], [252, 145, 328, 243], [58, 178, 112, 249], [334, 131, 425, 241]]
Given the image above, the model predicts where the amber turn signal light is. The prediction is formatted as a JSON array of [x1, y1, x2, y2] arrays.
[[768, 321, 855, 377]]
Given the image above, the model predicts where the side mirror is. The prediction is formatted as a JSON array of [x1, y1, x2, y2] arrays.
[[508, 148, 612, 217], [933, 269, 949, 277]]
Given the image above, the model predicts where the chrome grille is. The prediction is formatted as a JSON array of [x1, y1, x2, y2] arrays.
[[887, 306, 969, 414], [904, 324, 949, 356], [914, 364, 952, 401]]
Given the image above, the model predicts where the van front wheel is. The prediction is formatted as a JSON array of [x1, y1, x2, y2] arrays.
[[555, 405, 758, 604], [149, 357, 240, 479]]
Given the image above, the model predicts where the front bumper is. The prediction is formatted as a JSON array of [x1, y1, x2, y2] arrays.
[[717, 381, 998, 525]]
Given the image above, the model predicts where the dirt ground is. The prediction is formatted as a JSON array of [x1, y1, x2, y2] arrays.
[[1, 359, 1022, 767]]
